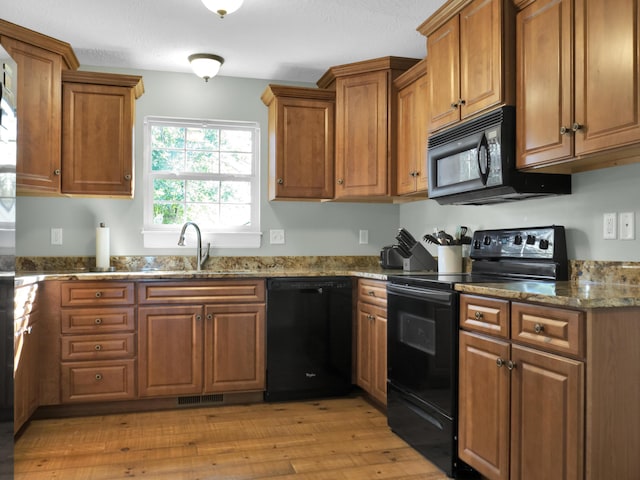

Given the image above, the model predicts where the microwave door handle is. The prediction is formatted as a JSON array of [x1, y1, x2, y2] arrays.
[[476, 133, 490, 185]]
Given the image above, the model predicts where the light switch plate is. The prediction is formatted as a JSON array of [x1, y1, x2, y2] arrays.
[[270, 229, 285, 244], [619, 212, 635, 240], [51, 228, 63, 245]]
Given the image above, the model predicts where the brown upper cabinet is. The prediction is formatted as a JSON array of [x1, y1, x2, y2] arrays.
[[61, 71, 143, 197], [0, 20, 79, 195], [394, 59, 429, 197], [261, 85, 335, 200], [318, 57, 420, 201], [514, 0, 640, 173], [418, 0, 516, 133], [0, 20, 144, 197]]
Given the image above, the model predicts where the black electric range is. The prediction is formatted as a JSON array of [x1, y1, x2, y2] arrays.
[[386, 225, 567, 479]]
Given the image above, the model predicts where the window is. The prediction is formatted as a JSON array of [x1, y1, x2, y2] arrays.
[[142, 116, 261, 248]]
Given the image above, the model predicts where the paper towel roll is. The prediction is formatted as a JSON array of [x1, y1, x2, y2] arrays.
[[96, 223, 110, 270]]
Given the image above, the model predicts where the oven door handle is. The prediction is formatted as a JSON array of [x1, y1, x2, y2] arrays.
[[387, 284, 454, 306]]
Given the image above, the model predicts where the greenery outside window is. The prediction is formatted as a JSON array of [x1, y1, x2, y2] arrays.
[[142, 116, 261, 248]]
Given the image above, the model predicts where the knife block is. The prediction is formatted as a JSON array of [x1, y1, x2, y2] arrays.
[[402, 242, 437, 271]]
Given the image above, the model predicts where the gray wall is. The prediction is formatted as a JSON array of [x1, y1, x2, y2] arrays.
[[16, 68, 401, 257], [15, 67, 640, 261]]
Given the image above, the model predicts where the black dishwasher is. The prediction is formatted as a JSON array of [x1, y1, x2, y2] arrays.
[[265, 277, 353, 402]]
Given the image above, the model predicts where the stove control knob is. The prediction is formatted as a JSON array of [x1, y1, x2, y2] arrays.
[[539, 239, 550, 250], [526, 234, 536, 245], [483, 235, 492, 246], [514, 234, 523, 245], [473, 239, 481, 249]]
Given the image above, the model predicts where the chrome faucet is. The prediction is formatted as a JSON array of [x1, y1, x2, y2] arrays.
[[177, 222, 210, 271]]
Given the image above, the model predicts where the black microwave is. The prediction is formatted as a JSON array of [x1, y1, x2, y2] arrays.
[[427, 106, 571, 205]]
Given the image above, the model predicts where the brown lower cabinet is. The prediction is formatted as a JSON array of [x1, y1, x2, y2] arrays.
[[458, 294, 640, 480], [137, 280, 266, 398], [355, 278, 387, 405]]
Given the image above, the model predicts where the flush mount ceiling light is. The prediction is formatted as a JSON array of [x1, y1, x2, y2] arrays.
[[188, 53, 225, 82], [201, 0, 244, 18]]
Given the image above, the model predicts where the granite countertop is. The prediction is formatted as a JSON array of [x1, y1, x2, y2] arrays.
[[455, 281, 640, 309]]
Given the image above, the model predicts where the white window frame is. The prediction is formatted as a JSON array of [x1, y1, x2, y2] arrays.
[[142, 116, 261, 249]]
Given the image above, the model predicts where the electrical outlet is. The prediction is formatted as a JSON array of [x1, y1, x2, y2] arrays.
[[359, 229, 369, 244], [269, 229, 285, 244], [603, 213, 617, 240], [619, 212, 635, 240], [51, 228, 63, 245]]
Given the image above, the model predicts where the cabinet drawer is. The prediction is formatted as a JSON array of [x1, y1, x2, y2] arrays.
[[460, 294, 510, 338], [61, 334, 135, 361], [61, 307, 135, 333], [137, 279, 266, 304], [61, 359, 136, 403], [511, 302, 585, 358], [358, 301, 387, 321], [358, 279, 387, 308], [61, 282, 135, 306]]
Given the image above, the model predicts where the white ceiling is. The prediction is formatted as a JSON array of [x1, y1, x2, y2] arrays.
[[2, 0, 446, 83]]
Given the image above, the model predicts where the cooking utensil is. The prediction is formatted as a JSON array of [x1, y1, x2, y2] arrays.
[[423, 234, 440, 245], [437, 230, 454, 245]]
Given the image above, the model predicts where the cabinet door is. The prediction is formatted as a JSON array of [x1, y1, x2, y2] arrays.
[[61, 82, 134, 196], [515, 0, 573, 168], [13, 318, 39, 433], [574, 0, 640, 155], [356, 302, 374, 393], [138, 305, 203, 397], [2, 37, 63, 194], [459, 0, 504, 120], [458, 330, 510, 480], [335, 70, 389, 198], [510, 345, 584, 480], [428, 15, 461, 132], [203, 304, 265, 393], [269, 94, 335, 200], [396, 72, 429, 196]]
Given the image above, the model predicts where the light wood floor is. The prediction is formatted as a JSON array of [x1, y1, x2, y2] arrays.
[[14, 396, 450, 479]]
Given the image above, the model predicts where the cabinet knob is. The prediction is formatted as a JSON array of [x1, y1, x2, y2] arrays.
[[367, 314, 375, 321], [533, 323, 544, 334], [95, 291, 102, 298], [196, 314, 202, 321], [207, 314, 213, 320], [474, 311, 483, 321], [124, 174, 132, 181], [337, 178, 344, 185], [95, 318, 103, 325], [496, 357, 505, 367], [572, 122, 584, 132], [450, 101, 459, 109], [507, 360, 517, 371], [94, 344, 102, 351], [95, 374, 103, 381], [560, 126, 571, 135], [54, 169, 61, 176], [367, 290, 375, 296], [459, 99, 466, 106], [277, 178, 284, 185]]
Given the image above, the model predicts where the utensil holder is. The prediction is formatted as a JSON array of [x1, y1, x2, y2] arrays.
[[437, 245, 462, 273]]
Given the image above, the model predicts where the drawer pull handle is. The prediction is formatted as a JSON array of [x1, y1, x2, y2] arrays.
[[95, 374, 103, 381], [474, 311, 483, 321], [95, 292, 102, 298], [496, 357, 504, 368], [507, 360, 517, 371], [95, 318, 103, 325], [368, 290, 375, 296], [534, 323, 544, 334], [94, 344, 102, 351]]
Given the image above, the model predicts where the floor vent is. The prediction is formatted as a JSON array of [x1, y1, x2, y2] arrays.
[[177, 394, 224, 406]]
